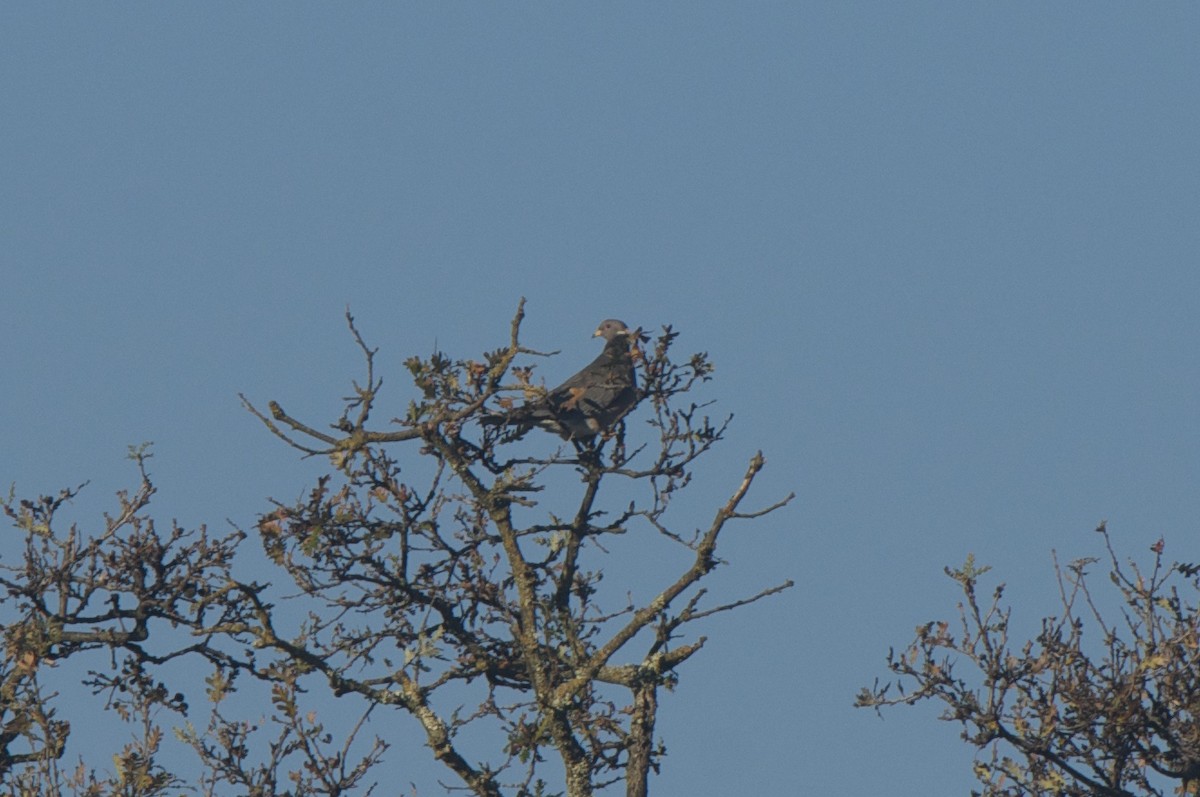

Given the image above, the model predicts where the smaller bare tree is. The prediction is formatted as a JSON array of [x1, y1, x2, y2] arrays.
[[858, 525, 1200, 797]]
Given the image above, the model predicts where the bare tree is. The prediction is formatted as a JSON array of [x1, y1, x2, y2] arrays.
[[858, 525, 1200, 797], [0, 302, 792, 797]]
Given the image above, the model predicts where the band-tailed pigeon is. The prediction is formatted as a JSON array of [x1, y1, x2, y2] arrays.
[[486, 319, 638, 440]]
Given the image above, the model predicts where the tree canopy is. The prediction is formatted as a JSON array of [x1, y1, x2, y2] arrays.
[[0, 303, 792, 797]]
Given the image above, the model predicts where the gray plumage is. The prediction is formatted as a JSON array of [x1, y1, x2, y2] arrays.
[[487, 319, 638, 440]]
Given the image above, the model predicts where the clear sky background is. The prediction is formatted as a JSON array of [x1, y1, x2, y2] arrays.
[[3, 4, 1199, 795]]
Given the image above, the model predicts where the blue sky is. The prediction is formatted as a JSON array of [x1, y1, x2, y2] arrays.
[[3, 4, 1199, 794]]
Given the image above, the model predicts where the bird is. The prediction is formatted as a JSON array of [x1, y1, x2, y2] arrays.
[[485, 319, 639, 440]]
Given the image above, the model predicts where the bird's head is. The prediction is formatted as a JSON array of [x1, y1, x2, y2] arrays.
[[593, 319, 631, 342]]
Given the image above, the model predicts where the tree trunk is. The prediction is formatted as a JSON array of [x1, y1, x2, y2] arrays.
[[625, 682, 658, 797]]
